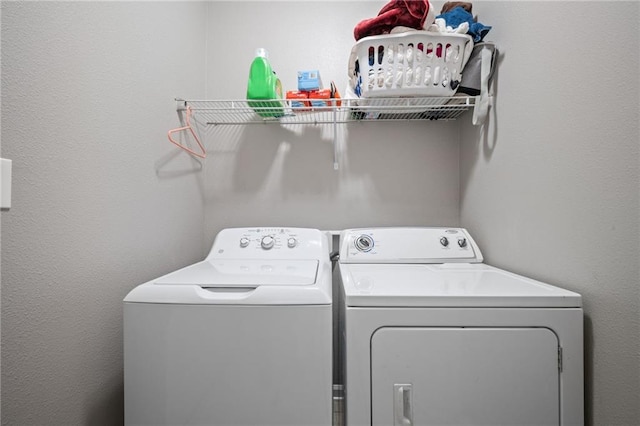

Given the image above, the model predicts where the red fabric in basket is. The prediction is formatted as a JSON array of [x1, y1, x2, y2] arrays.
[[354, 0, 431, 41]]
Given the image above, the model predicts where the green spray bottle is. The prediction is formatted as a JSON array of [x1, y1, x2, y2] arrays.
[[246, 48, 284, 118]]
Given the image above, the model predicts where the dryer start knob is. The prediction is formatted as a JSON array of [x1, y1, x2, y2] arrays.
[[261, 235, 275, 250], [239, 237, 250, 248], [355, 235, 374, 252]]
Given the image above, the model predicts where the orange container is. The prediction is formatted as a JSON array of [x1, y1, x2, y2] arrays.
[[308, 83, 341, 109], [286, 91, 310, 111]]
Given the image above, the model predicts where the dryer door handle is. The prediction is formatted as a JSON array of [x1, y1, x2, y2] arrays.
[[393, 384, 413, 426]]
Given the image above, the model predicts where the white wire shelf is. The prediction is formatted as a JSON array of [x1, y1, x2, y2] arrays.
[[171, 96, 478, 169], [176, 96, 476, 126]]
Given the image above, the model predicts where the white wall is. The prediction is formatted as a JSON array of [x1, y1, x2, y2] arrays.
[[1, 1, 638, 425], [203, 1, 462, 245], [0, 3, 3, 421], [460, 2, 640, 425], [1, 2, 207, 424]]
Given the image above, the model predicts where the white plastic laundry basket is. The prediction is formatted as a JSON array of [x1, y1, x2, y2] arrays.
[[352, 32, 473, 98]]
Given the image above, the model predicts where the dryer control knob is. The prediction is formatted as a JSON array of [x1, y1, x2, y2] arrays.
[[261, 235, 275, 250], [355, 235, 374, 252], [239, 237, 250, 248], [287, 237, 297, 248], [440, 236, 449, 247], [458, 238, 467, 248]]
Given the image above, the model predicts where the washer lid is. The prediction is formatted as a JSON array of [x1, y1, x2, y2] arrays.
[[340, 263, 582, 308], [124, 259, 331, 305], [154, 259, 318, 287]]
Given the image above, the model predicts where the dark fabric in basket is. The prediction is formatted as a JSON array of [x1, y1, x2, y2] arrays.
[[354, 0, 432, 41]]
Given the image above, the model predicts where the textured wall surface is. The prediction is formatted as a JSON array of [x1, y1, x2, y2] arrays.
[[1, 3, 207, 425], [203, 1, 462, 245], [0, 4, 3, 420], [2, 1, 639, 426], [460, 2, 640, 426]]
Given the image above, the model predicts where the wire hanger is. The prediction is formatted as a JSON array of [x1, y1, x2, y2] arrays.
[[167, 106, 207, 159]]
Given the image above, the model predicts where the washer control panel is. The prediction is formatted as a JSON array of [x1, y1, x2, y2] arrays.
[[208, 227, 325, 260], [341, 227, 482, 264]]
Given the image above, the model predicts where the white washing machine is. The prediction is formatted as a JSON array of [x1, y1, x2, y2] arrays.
[[338, 227, 583, 426], [124, 227, 332, 426]]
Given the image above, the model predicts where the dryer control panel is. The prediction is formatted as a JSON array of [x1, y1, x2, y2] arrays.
[[207, 227, 328, 260], [340, 227, 483, 264]]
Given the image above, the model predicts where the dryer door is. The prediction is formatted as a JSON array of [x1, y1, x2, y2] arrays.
[[371, 327, 560, 426]]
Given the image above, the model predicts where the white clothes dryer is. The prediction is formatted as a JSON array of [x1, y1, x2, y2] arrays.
[[338, 227, 583, 426], [124, 227, 332, 426]]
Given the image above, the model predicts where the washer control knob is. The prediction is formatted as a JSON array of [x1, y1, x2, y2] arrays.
[[287, 237, 297, 248], [261, 235, 275, 250], [440, 237, 449, 247], [239, 237, 250, 248], [355, 235, 374, 252], [457, 238, 467, 248]]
